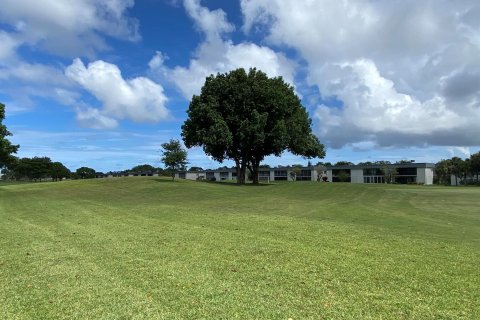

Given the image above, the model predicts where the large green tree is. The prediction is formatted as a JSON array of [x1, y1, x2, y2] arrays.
[[0, 103, 19, 169], [161, 139, 188, 180], [182, 68, 325, 184]]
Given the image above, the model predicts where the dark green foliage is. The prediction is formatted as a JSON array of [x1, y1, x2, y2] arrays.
[[435, 159, 451, 185], [469, 152, 480, 182], [182, 68, 325, 184], [336, 170, 350, 182], [449, 157, 464, 186], [334, 161, 353, 166], [75, 167, 96, 179], [0, 103, 19, 168], [14, 157, 53, 181], [2, 157, 71, 182], [188, 166, 204, 172], [130, 164, 157, 174], [50, 162, 71, 181], [161, 139, 188, 180]]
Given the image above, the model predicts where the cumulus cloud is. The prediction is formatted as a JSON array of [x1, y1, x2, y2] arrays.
[[150, 0, 296, 100], [0, 0, 141, 119], [0, 0, 139, 57], [241, 0, 480, 148], [65, 58, 170, 128]]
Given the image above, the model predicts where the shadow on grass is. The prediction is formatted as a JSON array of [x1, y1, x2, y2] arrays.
[[151, 177, 274, 186], [196, 180, 274, 187], [152, 178, 178, 183]]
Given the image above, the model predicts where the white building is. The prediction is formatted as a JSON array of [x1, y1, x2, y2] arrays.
[[176, 163, 435, 185]]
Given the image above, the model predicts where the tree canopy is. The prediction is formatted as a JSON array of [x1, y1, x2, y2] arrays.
[[161, 139, 188, 180], [0, 103, 19, 168], [2, 157, 70, 182], [76, 167, 96, 179], [182, 68, 325, 184]]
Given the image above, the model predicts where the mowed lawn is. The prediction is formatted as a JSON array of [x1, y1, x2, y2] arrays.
[[0, 178, 479, 319]]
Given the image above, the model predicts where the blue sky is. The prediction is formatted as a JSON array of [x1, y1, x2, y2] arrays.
[[1, 0, 479, 172]]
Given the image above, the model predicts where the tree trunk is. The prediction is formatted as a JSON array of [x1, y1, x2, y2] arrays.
[[248, 162, 258, 185], [252, 166, 259, 184], [235, 158, 242, 184], [239, 162, 246, 184]]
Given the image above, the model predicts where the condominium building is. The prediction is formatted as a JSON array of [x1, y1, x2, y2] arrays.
[[176, 163, 435, 185]]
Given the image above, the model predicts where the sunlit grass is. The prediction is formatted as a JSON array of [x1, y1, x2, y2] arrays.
[[1, 178, 479, 318]]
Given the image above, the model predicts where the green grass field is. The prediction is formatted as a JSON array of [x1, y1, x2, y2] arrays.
[[1, 178, 479, 319]]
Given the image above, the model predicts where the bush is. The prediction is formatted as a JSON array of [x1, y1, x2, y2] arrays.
[[209, 177, 216, 182]]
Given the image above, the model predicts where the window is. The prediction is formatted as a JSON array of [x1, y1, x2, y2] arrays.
[[258, 170, 270, 181], [179, 172, 186, 179], [206, 172, 215, 179], [220, 172, 229, 180], [297, 170, 312, 181], [274, 170, 288, 181]]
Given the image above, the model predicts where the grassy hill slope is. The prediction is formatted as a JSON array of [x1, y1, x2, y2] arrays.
[[1, 178, 479, 319]]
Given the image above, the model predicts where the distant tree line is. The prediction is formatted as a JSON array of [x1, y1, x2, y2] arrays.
[[2, 157, 71, 181], [435, 152, 480, 186]]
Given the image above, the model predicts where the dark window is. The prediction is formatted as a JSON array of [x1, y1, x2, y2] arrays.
[[297, 170, 312, 181], [206, 172, 215, 179], [179, 172, 186, 179], [274, 170, 288, 181], [220, 172, 229, 180], [398, 167, 417, 176], [363, 168, 383, 175]]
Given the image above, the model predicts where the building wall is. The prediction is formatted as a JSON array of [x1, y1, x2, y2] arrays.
[[185, 172, 199, 180], [415, 168, 433, 185], [424, 168, 433, 185], [416, 168, 426, 184], [326, 170, 333, 182], [351, 169, 364, 183]]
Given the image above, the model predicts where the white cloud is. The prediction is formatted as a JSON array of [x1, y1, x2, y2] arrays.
[[0, 31, 20, 63], [0, 0, 139, 57], [241, 0, 480, 148], [0, 62, 70, 86], [75, 107, 119, 130], [150, 0, 296, 100], [183, 0, 234, 41], [65, 58, 170, 128]]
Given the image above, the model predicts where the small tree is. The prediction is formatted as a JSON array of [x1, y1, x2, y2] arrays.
[[382, 165, 398, 184], [51, 162, 71, 181], [0, 103, 19, 169], [76, 167, 96, 179], [336, 170, 350, 182], [289, 167, 301, 181], [161, 139, 188, 180], [435, 159, 451, 185]]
